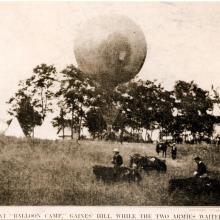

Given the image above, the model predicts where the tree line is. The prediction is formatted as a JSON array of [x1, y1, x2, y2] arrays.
[[7, 63, 220, 143]]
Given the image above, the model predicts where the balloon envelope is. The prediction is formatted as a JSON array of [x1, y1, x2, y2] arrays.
[[74, 15, 147, 89]]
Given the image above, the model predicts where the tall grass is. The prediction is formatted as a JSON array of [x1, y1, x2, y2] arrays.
[[0, 135, 219, 205]]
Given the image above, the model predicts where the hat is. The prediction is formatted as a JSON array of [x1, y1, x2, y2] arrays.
[[194, 156, 201, 161], [113, 148, 119, 152], [132, 163, 137, 168]]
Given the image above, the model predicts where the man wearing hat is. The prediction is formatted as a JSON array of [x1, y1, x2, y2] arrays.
[[112, 148, 123, 168], [193, 157, 208, 178]]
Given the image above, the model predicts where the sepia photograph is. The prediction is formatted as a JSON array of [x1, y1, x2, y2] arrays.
[[0, 1, 220, 207]]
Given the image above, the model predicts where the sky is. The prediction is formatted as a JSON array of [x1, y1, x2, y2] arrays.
[[1, 2, 220, 119]]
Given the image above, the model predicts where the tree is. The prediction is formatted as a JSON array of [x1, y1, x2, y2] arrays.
[[116, 80, 175, 140], [25, 64, 57, 119], [154, 89, 175, 137], [174, 80, 214, 142], [210, 85, 220, 123], [7, 89, 42, 136], [116, 81, 144, 132], [85, 108, 106, 139], [52, 108, 68, 139], [55, 65, 94, 140], [7, 64, 57, 138]]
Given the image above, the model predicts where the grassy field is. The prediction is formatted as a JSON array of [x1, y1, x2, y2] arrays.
[[0, 135, 219, 206]]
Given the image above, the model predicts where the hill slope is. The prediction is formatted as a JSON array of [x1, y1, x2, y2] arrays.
[[0, 135, 219, 205]]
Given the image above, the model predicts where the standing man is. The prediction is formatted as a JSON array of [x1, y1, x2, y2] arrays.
[[171, 143, 177, 160]]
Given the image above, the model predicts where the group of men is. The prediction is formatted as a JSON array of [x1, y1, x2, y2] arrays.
[[111, 148, 208, 179]]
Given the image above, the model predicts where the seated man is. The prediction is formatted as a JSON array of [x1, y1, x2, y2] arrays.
[[112, 148, 123, 168], [193, 157, 208, 178]]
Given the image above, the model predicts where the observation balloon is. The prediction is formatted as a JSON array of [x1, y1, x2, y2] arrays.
[[74, 15, 147, 89]]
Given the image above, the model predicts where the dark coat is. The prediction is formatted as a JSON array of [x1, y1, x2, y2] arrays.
[[171, 146, 177, 159], [196, 161, 207, 176], [112, 154, 123, 167]]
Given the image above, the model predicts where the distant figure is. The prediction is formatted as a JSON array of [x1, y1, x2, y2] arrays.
[[193, 157, 208, 178], [112, 148, 123, 168], [156, 141, 168, 158], [171, 143, 177, 160]]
